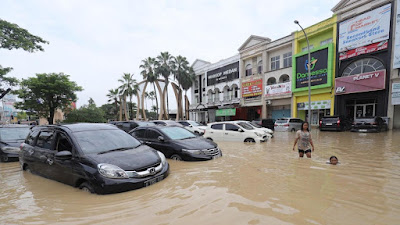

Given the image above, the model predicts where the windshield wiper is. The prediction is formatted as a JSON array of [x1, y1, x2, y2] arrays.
[[181, 136, 196, 140], [97, 147, 131, 155]]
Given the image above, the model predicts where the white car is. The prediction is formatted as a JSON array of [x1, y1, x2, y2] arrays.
[[178, 120, 207, 135], [237, 120, 274, 138], [203, 121, 268, 143]]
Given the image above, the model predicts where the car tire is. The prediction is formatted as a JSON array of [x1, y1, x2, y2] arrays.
[[244, 138, 255, 143], [291, 128, 296, 132], [79, 182, 95, 194], [24, 165, 32, 173], [1, 155, 8, 162], [170, 154, 182, 161], [206, 138, 213, 141]]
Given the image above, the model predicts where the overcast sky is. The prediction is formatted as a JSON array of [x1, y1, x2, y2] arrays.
[[1, 0, 339, 109]]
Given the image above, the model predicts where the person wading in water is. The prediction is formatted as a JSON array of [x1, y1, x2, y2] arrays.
[[292, 121, 315, 158]]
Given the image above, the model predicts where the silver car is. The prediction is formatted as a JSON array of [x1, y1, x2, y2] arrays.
[[274, 118, 303, 132]]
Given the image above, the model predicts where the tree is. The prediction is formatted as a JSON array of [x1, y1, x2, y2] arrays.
[[140, 57, 160, 119], [171, 55, 193, 119], [156, 52, 174, 119], [118, 73, 139, 120], [100, 103, 116, 121], [0, 19, 49, 99], [106, 88, 120, 121], [64, 98, 106, 123], [15, 73, 83, 124]]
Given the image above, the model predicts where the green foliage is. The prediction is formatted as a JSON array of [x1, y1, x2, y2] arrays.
[[64, 99, 106, 123], [17, 111, 28, 120], [15, 73, 83, 124], [100, 103, 117, 121]]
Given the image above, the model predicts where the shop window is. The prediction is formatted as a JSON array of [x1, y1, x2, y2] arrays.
[[302, 45, 314, 52], [214, 89, 220, 101], [267, 77, 277, 85], [223, 86, 230, 101], [271, 56, 280, 71], [342, 58, 384, 77], [320, 38, 333, 46], [257, 61, 263, 74], [245, 64, 252, 76], [283, 52, 292, 68]]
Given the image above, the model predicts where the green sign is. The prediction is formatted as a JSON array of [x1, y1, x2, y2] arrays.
[[216, 108, 236, 116]]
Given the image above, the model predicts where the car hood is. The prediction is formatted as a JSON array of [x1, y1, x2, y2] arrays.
[[172, 137, 217, 150], [87, 145, 161, 171]]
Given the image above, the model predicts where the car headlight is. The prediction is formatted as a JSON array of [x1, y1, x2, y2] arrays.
[[182, 149, 203, 155], [2, 147, 20, 153], [98, 163, 129, 179], [157, 151, 167, 166], [255, 132, 263, 137]]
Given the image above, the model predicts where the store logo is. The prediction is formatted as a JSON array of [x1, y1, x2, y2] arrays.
[[336, 86, 346, 93], [304, 57, 318, 71]]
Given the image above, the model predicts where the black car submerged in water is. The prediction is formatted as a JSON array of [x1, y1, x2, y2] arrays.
[[130, 126, 222, 161], [0, 125, 30, 162], [20, 123, 169, 194]]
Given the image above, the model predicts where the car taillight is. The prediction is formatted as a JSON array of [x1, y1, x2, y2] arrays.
[[284, 124, 289, 127], [274, 124, 278, 126], [319, 120, 322, 127], [337, 120, 341, 126], [20, 143, 24, 150], [373, 122, 378, 125]]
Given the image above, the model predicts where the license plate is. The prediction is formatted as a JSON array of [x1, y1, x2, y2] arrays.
[[144, 175, 164, 187], [359, 129, 368, 132], [326, 123, 332, 126]]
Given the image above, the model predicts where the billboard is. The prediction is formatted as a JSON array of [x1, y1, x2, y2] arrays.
[[335, 70, 386, 95], [393, 0, 400, 69], [338, 4, 392, 52], [207, 62, 239, 86], [339, 40, 388, 60], [242, 79, 263, 98], [265, 82, 291, 97]]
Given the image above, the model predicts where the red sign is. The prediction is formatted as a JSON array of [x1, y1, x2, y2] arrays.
[[339, 41, 388, 60], [242, 79, 263, 98], [335, 70, 386, 95]]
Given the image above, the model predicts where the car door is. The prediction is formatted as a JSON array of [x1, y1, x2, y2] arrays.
[[32, 130, 57, 178], [144, 129, 172, 156], [22, 130, 40, 171], [51, 131, 76, 185], [209, 124, 224, 141], [224, 124, 243, 142]]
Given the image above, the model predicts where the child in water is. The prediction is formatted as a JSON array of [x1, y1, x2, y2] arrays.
[[328, 156, 339, 165]]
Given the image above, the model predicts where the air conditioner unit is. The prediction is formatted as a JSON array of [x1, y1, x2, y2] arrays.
[[266, 100, 272, 105]]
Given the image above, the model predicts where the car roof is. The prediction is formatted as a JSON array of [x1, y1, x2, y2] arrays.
[[34, 123, 118, 132], [0, 124, 31, 128]]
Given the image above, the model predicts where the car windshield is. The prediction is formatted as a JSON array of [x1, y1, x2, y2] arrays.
[[74, 129, 141, 154], [249, 122, 262, 128], [137, 122, 155, 126], [188, 121, 203, 126], [237, 122, 254, 130], [0, 127, 30, 141], [276, 119, 288, 124], [160, 127, 196, 140]]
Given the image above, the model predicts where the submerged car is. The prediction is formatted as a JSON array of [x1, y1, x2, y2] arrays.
[[245, 121, 273, 138], [178, 120, 207, 135], [20, 123, 169, 194], [203, 121, 268, 143], [152, 120, 184, 127], [252, 119, 275, 130], [109, 120, 155, 133], [319, 115, 351, 131], [274, 118, 303, 132], [130, 126, 221, 161], [351, 117, 387, 133], [0, 125, 30, 162]]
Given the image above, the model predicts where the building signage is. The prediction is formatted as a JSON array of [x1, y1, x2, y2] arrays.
[[216, 108, 236, 116], [297, 100, 331, 110], [265, 82, 291, 97], [339, 40, 388, 60], [242, 79, 263, 98], [338, 4, 391, 52], [392, 83, 400, 105], [393, 0, 400, 69], [335, 70, 386, 95], [295, 47, 329, 89], [207, 62, 239, 86]]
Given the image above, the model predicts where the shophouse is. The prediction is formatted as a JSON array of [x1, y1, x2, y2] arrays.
[[189, 55, 240, 123], [332, 0, 397, 128], [292, 16, 337, 126]]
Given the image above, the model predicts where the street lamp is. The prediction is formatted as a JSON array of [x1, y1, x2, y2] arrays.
[[294, 20, 312, 129]]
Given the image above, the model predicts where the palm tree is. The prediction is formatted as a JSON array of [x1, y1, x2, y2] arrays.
[[106, 88, 120, 121], [140, 57, 160, 119], [118, 73, 139, 120], [156, 52, 174, 119]]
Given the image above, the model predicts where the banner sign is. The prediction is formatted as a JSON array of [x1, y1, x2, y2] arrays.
[[394, 0, 400, 69], [297, 100, 331, 110], [242, 79, 263, 98], [338, 4, 391, 52], [335, 69, 386, 95], [392, 83, 400, 105], [216, 108, 236, 116], [265, 82, 291, 97], [295, 48, 328, 89], [339, 40, 388, 60], [207, 62, 239, 86]]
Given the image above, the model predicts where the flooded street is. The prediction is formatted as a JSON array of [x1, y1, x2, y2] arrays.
[[1, 130, 400, 225]]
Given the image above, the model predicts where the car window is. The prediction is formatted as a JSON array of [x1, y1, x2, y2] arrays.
[[189, 121, 203, 126], [160, 127, 196, 140], [75, 129, 141, 154], [211, 124, 223, 130], [276, 119, 288, 124], [225, 124, 240, 131], [179, 122, 190, 126], [0, 127, 30, 141], [249, 122, 262, 128], [26, 130, 40, 145], [132, 129, 146, 138], [237, 122, 254, 130], [55, 132, 73, 152], [36, 131, 55, 150], [146, 129, 162, 140]]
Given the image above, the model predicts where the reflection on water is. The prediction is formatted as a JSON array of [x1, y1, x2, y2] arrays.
[[1, 130, 400, 224]]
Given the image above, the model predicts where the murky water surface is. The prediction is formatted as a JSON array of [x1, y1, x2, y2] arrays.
[[1, 130, 400, 225]]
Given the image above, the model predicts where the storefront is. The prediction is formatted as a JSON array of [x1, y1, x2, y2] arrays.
[[334, 3, 392, 121], [240, 78, 263, 121], [265, 82, 292, 119]]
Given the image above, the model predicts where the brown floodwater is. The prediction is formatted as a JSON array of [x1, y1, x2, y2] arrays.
[[1, 130, 400, 225]]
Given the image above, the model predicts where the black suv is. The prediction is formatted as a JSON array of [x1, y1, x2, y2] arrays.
[[109, 121, 155, 133], [20, 123, 169, 194], [252, 119, 275, 130], [0, 125, 30, 162], [130, 126, 221, 161], [319, 116, 351, 131]]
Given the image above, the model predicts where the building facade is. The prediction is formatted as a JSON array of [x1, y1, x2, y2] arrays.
[[292, 16, 337, 125], [332, 0, 396, 128]]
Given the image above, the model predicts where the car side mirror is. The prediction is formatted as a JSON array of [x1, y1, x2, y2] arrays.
[[189, 125, 193, 127], [158, 136, 165, 142], [55, 151, 72, 160]]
